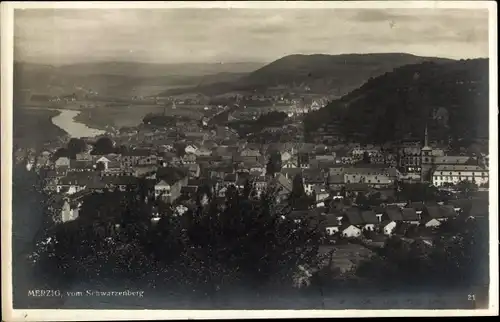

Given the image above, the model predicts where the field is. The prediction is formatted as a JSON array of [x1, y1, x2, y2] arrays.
[[73, 104, 206, 130]]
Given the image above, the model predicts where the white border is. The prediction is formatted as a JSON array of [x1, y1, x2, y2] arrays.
[[1, 1, 498, 320]]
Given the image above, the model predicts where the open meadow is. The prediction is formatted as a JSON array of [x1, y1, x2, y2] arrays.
[[73, 104, 206, 130]]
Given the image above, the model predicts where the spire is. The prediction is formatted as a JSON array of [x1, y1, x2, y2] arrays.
[[424, 123, 429, 147]]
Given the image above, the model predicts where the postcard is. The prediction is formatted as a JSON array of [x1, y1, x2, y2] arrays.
[[1, 1, 498, 320]]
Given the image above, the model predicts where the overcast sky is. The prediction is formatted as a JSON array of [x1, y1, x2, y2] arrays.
[[14, 8, 489, 65]]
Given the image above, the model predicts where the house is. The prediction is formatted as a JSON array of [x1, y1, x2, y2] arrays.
[[315, 154, 336, 162], [154, 167, 189, 203], [76, 153, 93, 161], [382, 206, 404, 223], [344, 183, 371, 197], [223, 173, 238, 188], [297, 153, 310, 168], [344, 207, 364, 227], [432, 164, 488, 187], [131, 165, 157, 178], [180, 186, 198, 199], [57, 172, 100, 194], [302, 169, 325, 196], [270, 173, 293, 203], [281, 151, 292, 162], [313, 185, 330, 202], [360, 210, 379, 231], [343, 167, 394, 187], [240, 148, 261, 157], [121, 149, 157, 169], [401, 208, 420, 225], [421, 205, 444, 227], [213, 146, 234, 160], [252, 175, 268, 197], [101, 175, 140, 192], [95, 156, 111, 170], [381, 220, 397, 236], [60, 198, 81, 223], [327, 173, 345, 191], [68, 159, 94, 172], [324, 214, 342, 236], [195, 147, 212, 157], [137, 154, 158, 166], [182, 154, 197, 165], [185, 144, 199, 155], [282, 158, 299, 169], [407, 202, 425, 216], [340, 223, 362, 238], [182, 163, 201, 178], [54, 157, 70, 169]]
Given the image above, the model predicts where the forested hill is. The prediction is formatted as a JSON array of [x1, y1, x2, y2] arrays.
[[159, 53, 452, 97], [303, 58, 489, 146]]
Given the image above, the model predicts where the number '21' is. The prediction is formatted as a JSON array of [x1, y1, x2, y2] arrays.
[[468, 294, 476, 301]]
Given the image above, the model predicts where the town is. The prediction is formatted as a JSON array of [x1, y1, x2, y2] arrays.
[[15, 92, 489, 288]]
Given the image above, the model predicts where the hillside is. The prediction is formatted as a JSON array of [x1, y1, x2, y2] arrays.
[[13, 61, 263, 99], [303, 58, 489, 146], [158, 53, 453, 97]]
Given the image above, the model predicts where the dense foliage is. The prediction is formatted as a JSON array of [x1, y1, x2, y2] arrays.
[[304, 59, 489, 146], [229, 111, 287, 136], [33, 182, 324, 293]]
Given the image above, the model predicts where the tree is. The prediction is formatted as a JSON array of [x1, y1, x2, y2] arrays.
[[36, 182, 323, 294], [290, 174, 306, 199], [67, 138, 87, 158], [92, 137, 115, 155], [116, 145, 129, 155], [266, 151, 282, 177], [52, 148, 69, 160]]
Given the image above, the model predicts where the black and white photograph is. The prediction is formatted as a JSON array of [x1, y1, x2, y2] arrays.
[[1, 1, 498, 320]]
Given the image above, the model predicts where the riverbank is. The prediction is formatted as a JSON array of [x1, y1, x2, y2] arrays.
[[50, 109, 106, 138], [13, 108, 67, 150]]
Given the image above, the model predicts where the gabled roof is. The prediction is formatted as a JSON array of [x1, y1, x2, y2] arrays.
[[324, 214, 341, 227], [273, 173, 293, 192], [344, 207, 364, 225], [440, 205, 457, 218], [385, 206, 404, 221], [361, 210, 379, 224], [407, 202, 425, 211], [70, 159, 94, 169], [435, 164, 486, 172], [328, 174, 344, 184], [302, 169, 324, 184], [156, 166, 188, 185], [434, 156, 472, 165], [122, 149, 156, 157], [401, 208, 419, 221], [426, 205, 442, 219], [345, 183, 370, 191]]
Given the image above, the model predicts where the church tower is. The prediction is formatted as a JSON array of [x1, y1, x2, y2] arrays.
[[420, 124, 433, 182]]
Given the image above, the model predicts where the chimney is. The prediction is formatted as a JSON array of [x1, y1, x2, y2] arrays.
[[376, 214, 383, 223]]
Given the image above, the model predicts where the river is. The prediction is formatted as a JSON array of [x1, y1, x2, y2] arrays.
[[50, 109, 106, 138]]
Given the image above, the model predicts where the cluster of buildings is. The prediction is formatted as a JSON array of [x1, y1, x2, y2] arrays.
[[290, 199, 483, 239]]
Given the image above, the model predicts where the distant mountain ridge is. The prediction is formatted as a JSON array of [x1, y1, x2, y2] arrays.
[[13, 61, 264, 99], [303, 58, 489, 145], [159, 53, 454, 97]]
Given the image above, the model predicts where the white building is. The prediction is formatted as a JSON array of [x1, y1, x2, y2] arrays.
[[432, 165, 488, 187]]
